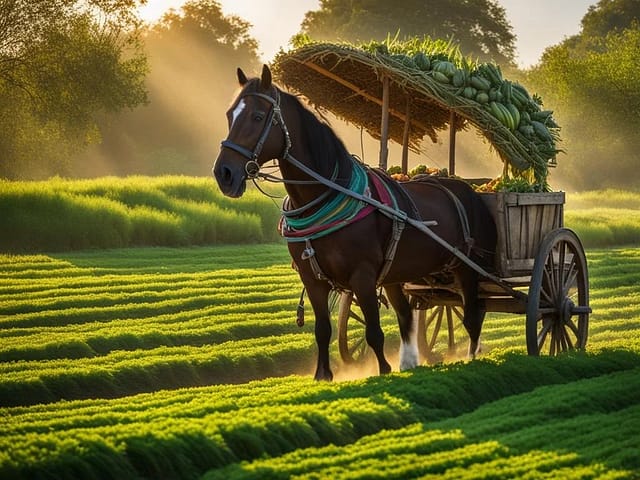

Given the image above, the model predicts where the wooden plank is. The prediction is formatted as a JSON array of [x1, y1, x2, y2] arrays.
[[504, 192, 565, 206], [449, 111, 457, 175], [484, 298, 526, 314], [401, 98, 411, 174], [300, 60, 430, 134], [379, 75, 390, 170]]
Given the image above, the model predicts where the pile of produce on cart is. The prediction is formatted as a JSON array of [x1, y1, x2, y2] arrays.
[[273, 36, 561, 192]]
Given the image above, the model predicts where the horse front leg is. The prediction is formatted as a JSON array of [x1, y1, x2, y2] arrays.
[[304, 279, 334, 381], [384, 284, 419, 371], [352, 277, 392, 375]]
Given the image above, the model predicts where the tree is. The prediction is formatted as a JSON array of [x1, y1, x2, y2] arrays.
[[0, 0, 147, 179], [581, 0, 640, 38], [527, 0, 640, 189], [80, 0, 260, 177], [300, 0, 515, 65]]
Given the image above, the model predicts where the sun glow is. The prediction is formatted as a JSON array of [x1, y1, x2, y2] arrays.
[[137, 0, 186, 24]]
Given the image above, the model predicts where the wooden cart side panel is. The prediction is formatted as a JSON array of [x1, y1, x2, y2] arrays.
[[480, 192, 565, 277]]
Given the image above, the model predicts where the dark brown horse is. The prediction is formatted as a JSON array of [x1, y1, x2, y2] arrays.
[[213, 65, 496, 380]]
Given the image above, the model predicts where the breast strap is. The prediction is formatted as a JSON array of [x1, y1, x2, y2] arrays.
[[297, 167, 407, 289]]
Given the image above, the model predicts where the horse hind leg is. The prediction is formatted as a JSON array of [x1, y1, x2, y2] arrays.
[[385, 284, 419, 371], [459, 270, 485, 359]]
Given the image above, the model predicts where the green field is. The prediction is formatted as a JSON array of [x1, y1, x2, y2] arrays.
[[1, 243, 639, 479], [2, 177, 639, 252], [0, 176, 283, 252]]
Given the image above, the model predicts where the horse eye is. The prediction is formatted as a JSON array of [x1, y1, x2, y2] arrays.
[[253, 112, 265, 122]]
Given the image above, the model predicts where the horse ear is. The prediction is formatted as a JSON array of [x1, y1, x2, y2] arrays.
[[260, 64, 272, 91], [237, 68, 248, 86]]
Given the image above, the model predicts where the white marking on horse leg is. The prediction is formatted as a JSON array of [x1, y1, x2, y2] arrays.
[[399, 313, 419, 371], [231, 99, 245, 127], [468, 337, 482, 359]]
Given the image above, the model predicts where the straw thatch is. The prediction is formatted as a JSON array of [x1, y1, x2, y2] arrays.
[[272, 41, 559, 188]]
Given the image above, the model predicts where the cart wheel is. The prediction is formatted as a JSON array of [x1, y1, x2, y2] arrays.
[[527, 228, 590, 356], [335, 291, 370, 364], [416, 304, 464, 363]]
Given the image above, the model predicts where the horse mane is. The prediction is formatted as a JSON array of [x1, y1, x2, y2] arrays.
[[244, 78, 353, 182]]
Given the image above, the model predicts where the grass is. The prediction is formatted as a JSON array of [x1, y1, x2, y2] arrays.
[[565, 188, 640, 248], [1, 182, 639, 478], [2, 178, 639, 253], [0, 176, 284, 252], [0, 244, 639, 478]]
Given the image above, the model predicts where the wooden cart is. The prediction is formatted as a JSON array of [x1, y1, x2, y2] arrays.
[[274, 42, 590, 362]]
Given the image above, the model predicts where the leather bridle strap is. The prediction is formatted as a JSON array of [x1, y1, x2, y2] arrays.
[[219, 89, 291, 178]]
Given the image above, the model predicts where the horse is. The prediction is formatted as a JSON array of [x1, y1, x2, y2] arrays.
[[213, 65, 497, 381]]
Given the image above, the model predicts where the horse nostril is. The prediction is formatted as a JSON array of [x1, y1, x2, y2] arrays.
[[215, 164, 233, 185]]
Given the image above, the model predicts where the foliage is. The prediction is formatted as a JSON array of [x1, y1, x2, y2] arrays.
[[275, 38, 558, 191], [299, 0, 516, 65], [526, 1, 640, 190], [0, 176, 283, 252], [0, 0, 148, 179], [76, 0, 261, 177], [580, 0, 640, 39], [0, 245, 639, 478]]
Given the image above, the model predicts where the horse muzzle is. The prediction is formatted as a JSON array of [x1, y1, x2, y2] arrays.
[[212, 155, 247, 198]]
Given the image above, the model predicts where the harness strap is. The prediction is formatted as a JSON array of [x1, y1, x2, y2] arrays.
[[294, 168, 407, 289], [368, 170, 406, 286], [219, 85, 525, 301], [377, 216, 405, 286], [416, 178, 474, 256], [302, 239, 333, 286]]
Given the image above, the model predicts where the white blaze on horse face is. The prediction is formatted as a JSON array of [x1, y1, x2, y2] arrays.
[[231, 99, 246, 128]]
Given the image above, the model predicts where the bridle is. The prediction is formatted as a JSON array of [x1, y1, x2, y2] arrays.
[[214, 82, 524, 299], [215, 85, 407, 222], [218, 86, 342, 210], [218, 87, 292, 180]]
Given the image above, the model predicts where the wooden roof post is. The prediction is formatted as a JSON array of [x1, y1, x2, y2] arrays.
[[401, 97, 411, 175], [379, 75, 390, 170], [448, 110, 456, 176]]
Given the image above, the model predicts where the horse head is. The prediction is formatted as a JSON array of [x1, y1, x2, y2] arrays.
[[213, 65, 289, 198]]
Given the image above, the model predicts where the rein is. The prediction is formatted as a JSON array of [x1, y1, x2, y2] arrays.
[[218, 85, 526, 299]]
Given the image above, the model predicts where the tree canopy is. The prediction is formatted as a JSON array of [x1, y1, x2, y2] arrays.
[[527, 0, 640, 189], [300, 0, 516, 65], [581, 0, 640, 38], [80, 0, 260, 177], [0, 0, 147, 179]]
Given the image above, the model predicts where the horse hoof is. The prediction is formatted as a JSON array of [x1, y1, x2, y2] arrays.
[[467, 340, 482, 359], [399, 342, 419, 371], [314, 369, 333, 381], [380, 362, 392, 375]]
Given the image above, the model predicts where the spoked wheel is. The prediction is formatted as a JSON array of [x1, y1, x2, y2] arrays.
[[335, 291, 370, 364], [527, 228, 590, 355], [415, 303, 464, 363]]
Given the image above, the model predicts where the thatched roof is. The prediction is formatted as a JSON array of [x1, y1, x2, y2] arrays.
[[273, 41, 559, 187]]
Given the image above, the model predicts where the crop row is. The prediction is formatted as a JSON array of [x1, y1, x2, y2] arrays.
[[205, 367, 639, 479], [2, 351, 638, 479], [1, 246, 639, 408], [0, 333, 317, 407]]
